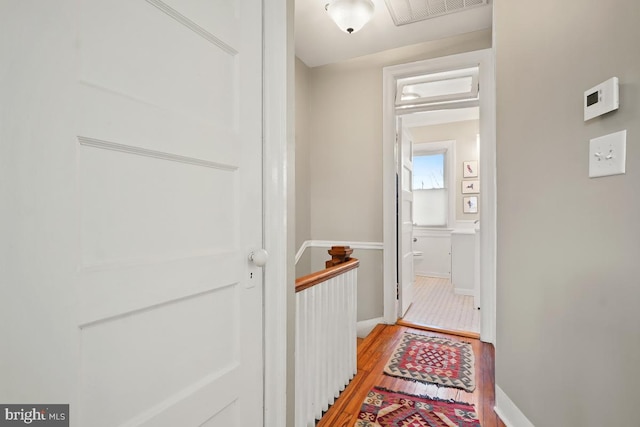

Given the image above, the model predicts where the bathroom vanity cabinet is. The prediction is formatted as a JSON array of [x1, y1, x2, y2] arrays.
[[451, 230, 477, 306]]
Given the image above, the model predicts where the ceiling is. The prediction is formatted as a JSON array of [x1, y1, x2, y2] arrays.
[[295, 0, 493, 68]]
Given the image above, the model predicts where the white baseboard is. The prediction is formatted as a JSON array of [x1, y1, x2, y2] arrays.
[[357, 317, 386, 339], [454, 288, 475, 297], [494, 385, 535, 427]]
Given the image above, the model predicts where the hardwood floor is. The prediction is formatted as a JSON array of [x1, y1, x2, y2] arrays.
[[317, 324, 505, 427]]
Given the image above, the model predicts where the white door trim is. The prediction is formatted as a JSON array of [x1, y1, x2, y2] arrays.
[[382, 49, 496, 344], [263, 0, 290, 425]]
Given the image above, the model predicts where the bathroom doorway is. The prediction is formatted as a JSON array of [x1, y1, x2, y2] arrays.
[[382, 49, 496, 343], [397, 107, 481, 336]]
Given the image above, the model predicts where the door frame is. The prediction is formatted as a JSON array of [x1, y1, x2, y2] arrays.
[[263, 0, 291, 425], [382, 49, 496, 344]]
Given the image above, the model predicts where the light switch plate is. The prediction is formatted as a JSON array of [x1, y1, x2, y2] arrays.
[[589, 130, 626, 178]]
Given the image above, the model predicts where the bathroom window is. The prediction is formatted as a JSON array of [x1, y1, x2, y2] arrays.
[[413, 153, 444, 190], [412, 141, 455, 227]]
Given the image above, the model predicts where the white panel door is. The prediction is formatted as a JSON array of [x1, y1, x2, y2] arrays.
[[398, 119, 415, 317], [0, 1, 264, 426]]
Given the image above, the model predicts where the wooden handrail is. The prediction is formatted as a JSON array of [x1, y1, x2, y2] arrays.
[[325, 245, 354, 268], [295, 258, 359, 293]]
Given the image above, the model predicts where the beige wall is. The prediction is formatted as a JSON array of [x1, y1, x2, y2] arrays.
[[308, 65, 383, 242], [307, 30, 491, 242], [295, 57, 312, 276], [295, 30, 491, 321], [410, 119, 480, 222], [495, 0, 640, 425], [295, 57, 311, 249]]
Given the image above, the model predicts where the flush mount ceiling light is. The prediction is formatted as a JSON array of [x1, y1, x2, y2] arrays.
[[325, 0, 375, 34]]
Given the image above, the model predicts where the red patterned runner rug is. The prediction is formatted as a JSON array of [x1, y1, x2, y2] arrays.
[[354, 387, 480, 427], [383, 332, 476, 392]]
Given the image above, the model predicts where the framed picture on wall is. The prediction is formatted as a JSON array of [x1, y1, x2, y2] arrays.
[[463, 160, 478, 178], [463, 196, 478, 214], [462, 180, 479, 194]]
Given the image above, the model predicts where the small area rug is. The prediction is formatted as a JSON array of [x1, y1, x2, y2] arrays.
[[354, 387, 480, 427], [383, 332, 475, 392]]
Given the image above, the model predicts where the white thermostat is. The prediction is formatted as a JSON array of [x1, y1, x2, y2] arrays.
[[584, 77, 619, 121]]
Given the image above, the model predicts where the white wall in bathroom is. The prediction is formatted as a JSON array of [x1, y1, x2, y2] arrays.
[[413, 228, 451, 278]]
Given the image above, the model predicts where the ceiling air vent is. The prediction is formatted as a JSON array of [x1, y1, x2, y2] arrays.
[[384, 0, 487, 26]]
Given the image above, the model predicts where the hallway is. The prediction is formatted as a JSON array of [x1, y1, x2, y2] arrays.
[[318, 324, 505, 426]]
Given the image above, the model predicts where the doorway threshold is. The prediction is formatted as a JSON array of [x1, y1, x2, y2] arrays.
[[396, 319, 480, 340]]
